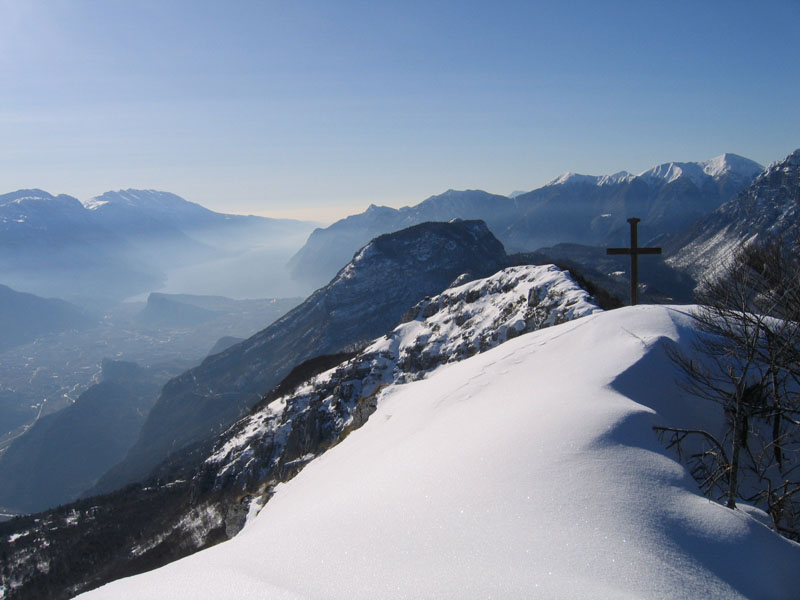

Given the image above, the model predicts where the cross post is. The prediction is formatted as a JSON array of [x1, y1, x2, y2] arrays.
[[606, 217, 661, 306]]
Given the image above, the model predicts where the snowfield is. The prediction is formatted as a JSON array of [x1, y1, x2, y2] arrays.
[[79, 306, 800, 599]]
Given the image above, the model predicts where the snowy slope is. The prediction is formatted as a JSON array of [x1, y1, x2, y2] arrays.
[[79, 306, 800, 599]]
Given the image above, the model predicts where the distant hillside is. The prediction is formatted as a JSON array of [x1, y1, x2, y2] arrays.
[[0, 360, 170, 514], [0, 284, 94, 352]]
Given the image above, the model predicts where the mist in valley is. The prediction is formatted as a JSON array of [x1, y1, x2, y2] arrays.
[[0, 190, 317, 516]]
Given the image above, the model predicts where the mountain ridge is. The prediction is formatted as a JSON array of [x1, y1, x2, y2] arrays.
[[288, 153, 763, 289]]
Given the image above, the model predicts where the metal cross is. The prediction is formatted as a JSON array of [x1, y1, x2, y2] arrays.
[[606, 217, 662, 306]]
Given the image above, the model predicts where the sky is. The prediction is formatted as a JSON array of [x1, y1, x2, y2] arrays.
[[1, 0, 798, 223]]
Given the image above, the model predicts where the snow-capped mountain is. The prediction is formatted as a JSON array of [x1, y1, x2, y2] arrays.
[[76, 305, 800, 599], [546, 170, 634, 186], [0, 189, 159, 302], [92, 220, 509, 495], [666, 148, 800, 280], [288, 154, 762, 289], [84, 189, 311, 249], [84, 189, 214, 219], [503, 153, 763, 253], [637, 153, 762, 187]]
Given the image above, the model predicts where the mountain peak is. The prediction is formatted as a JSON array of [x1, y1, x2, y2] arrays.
[[763, 147, 800, 173], [700, 153, 763, 179], [336, 220, 505, 283], [546, 172, 597, 186]]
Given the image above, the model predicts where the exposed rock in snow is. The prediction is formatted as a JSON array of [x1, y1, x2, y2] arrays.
[[199, 265, 600, 496]]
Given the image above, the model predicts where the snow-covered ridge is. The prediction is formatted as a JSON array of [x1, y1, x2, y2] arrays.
[[638, 153, 763, 186], [756, 147, 800, 184], [82, 189, 207, 212], [546, 171, 634, 187], [547, 153, 762, 189], [204, 265, 600, 492]]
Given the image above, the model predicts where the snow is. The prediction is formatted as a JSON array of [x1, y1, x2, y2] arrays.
[[547, 153, 762, 189], [639, 154, 763, 187], [78, 306, 800, 599], [546, 171, 633, 187], [702, 153, 763, 179], [82, 198, 109, 210]]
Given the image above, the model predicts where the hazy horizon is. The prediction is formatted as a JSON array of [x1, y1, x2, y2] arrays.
[[2, 1, 798, 223]]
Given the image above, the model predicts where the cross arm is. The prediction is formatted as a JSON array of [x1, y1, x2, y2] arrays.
[[606, 247, 662, 255]]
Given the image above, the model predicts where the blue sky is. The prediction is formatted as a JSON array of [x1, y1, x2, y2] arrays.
[[1, 0, 798, 222]]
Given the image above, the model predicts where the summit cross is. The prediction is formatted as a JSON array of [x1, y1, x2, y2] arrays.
[[606, 217, 662, 306]]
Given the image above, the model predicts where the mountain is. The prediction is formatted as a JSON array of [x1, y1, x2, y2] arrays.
[[666, 149, 800, 281], [0, 188, 316, 303], [136, 294, 223, 328], [0, 262, 601, 599], [0, 284, 94, 353], [82, 190, 220, 271], [288, 154, 762, 289], [503, 152, 763, 251], [92, 220, 509, 494], [288, 189, 514, 288], [0, 190, 159, 302], [135, 293, 302, 332], [207, 336, 245, 357], [0, 285, 95, 439], [75, 305, 800, 600], [84, 189, 313, 262], [0, 360, 171, 514]]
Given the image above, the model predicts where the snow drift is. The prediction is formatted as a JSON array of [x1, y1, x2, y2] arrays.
[[79, 305, 800, 599]]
